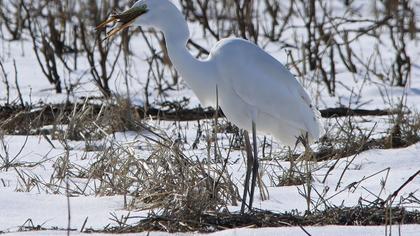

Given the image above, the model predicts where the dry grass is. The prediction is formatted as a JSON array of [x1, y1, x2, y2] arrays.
[[1, 111, 419, 234], [99, 206, 420, 233], [51, 98, 143, 141], [86, 130, 239, 219], [1, 101, 420, 233], [1, 0, 420, 233], [0, 99, 143, 140]]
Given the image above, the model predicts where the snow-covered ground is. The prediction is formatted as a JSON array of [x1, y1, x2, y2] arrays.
[[1, 0, 420, 235], [1, 126, 419, 234], [4, 224, 420, 236]]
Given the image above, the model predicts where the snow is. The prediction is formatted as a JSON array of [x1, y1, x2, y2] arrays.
[[3, 225, 420, 236], [0, 192, 128, 232], [1, 0, 420, 235], [1, 133, 419, 234]]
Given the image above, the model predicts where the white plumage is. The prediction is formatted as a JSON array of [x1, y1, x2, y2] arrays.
[[99, 0, 323, 146], [98, 0, 324, 212], [208, 38, 322, 146]]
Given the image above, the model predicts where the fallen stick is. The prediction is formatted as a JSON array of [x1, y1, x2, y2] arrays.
[[0, 103, 407, 126]]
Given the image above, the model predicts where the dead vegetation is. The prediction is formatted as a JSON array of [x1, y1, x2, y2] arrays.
[[1, 0, 420, 234], [1, 98, 419, 233], [10, 205, 420, 234], [0, 0, 418, 101], [1, 103, 419, 233], [103, 139, 238, 217], [0, 102, 410, 135], [98, 206, 420, 233]]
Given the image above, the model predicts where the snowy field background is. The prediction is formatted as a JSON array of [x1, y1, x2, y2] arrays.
[[1, 0, 420, 235]]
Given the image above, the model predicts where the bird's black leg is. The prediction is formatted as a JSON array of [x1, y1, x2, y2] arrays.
[[249, 121, 259, 211], [241, 130, 253, 214]]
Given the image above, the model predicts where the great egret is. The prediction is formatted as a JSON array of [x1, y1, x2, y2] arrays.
[[97, 0, 323, 213]]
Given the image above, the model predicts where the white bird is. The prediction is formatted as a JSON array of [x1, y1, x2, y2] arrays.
[[97, 0, 323, 212]]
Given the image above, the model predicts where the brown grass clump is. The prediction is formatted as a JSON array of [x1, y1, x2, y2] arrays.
[[84, 129, 239, 219], [100, 206, 420, 233], [385, 110, 420, 148], [51, 99, 143, 141], [132, 143, 238, 217], [0, 99, 143, 140]]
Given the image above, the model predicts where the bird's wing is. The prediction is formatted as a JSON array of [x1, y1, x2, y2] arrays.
[[214, 39, 322, 140]]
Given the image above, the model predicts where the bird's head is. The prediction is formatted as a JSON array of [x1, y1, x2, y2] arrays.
[[97, 0, 181, 40]]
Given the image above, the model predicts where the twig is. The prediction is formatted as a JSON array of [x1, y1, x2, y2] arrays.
[[0, 59, 10, 105], [13, 59, 24, 107], [383, 170, 420, 206]]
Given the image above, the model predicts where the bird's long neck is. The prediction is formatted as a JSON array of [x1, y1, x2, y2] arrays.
[[160, 16, 216, 107], [163, 27, 202, 79]]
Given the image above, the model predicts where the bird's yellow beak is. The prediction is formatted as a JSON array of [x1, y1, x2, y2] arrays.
[[96, 5, 148, 40]]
